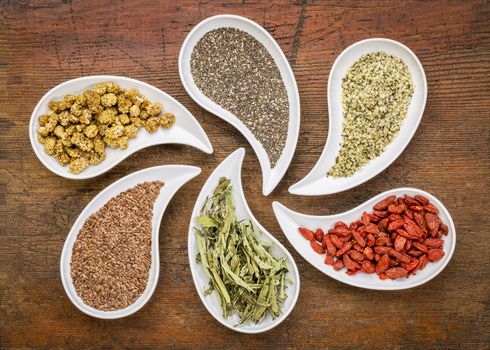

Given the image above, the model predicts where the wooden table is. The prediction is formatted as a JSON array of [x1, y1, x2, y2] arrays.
[[1, 1, 489, 348]]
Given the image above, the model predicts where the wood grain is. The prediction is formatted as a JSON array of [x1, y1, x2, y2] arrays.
[[0, 0, 489, 349]]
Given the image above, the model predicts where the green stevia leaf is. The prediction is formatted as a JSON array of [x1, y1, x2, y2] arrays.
[[193, 176, 290, 325], [197, 215, 219, 228]]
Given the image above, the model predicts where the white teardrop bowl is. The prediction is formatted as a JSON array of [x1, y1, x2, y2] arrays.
[[289, 38, 427, 196], [60, 165, 201, 319], [179, 15, 300, 196], [273, 188, 455, 290], [30, 75, 213, 179], [188, 148, 300, 333]]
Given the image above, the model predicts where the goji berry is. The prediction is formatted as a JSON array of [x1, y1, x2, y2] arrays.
[[413, 241, 428, 253], [336, 241, 354, 257], [427, 248, 445, 262], [298, 227, 314, 240], [329, 234, 343, 249], [403, 259, 419, 272], [333, 259, 344, 271], [310, 240, 325, 254], [389, 250, 411, 264], [423, 204, 439, 214], [394, 235, 407, 251], [322, 235, 337, 256], [423, 238, 444, 248], [324, 255, 335, 266], [409, 205, 423, 212], [374, 195, 396, 210], [334, 221, 348, 229], [374, 246, 392, 254], [352, 243, 363, 252], [348, 250, 365, 262], [328, 227, 351, 237], [376, 254, 390, 274], [404, 195, 421, 206], [387, 219, 404, 231], [352, 230, 366, 247], [343, 254, 361, 271], [414, 195, 429, 205], [388, 203, 405, 214], [303, 195, 448, 281], [361, 260, 376, 274], [366, 233, 376, 247], [362, 212, 371, 225], [373, 210, 389, 218], [314, 228, 324, 242], [363, 247, 375, 260], [385, 267, 408, 279]]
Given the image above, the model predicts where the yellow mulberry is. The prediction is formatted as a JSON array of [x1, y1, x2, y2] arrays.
[[70, 103, 83, 117], [129, 117, 143, 128], [79, 109, 92, 124], [44, 137, 56, 155], [117, 95, 132, 114], [118, 136, 129, 149], [101, 93, 118, 107], [93, 137, 105, 155], [118, 113, 130, 125], [159, 113, 175, 128], [105, 125, 124, 139], [129, 104, 140, 117], [38, 126, 49, 137], [63, 94, 76, 107], [146, 103, 162, 116], [97, 108, 116, 124], [53, 125, 65, 138], [69, 157, 89, 174], [93, 83, 107, 95], [144, 117, 159, 133], [55, 151, 70, 165], [39, 115, 48, 126], [105, 82, 120, 93], [124, 124, 138, 138], [66, 147, 82, 158], [71, 132, 93, 152], [84, 90, 101, 113], [83, 124, 98, 138], [139, 110, 149, 120]]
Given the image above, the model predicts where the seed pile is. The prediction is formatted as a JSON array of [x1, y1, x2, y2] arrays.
[[194, 177, 289, 325], [71, 181, 163, 311], [191, 28, 289, 167], [328, 52, 414, 177], [298, 194, 447, 280], [37, 82, 176, 174]]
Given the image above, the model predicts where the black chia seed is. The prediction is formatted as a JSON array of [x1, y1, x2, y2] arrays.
[[190, 27, 289, 167]]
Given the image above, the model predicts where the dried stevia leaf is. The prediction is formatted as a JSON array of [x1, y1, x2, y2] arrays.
[[194, 177, 289, 325]]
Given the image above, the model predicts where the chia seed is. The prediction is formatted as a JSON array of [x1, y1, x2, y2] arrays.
[[190, 27, 289, 167]]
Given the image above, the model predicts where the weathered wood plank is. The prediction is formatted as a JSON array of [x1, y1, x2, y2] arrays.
[[0, 0, 489, 348]]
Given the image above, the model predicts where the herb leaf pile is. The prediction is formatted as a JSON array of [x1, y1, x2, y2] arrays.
[[194, 177, 289, 325]]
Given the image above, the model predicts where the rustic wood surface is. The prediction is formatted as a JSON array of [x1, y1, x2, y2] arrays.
[[1, 0, 489, 349]]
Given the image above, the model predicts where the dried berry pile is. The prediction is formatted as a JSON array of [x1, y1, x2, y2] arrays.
[[37, 82, 176, 174], [298, 194, 447, 280]]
